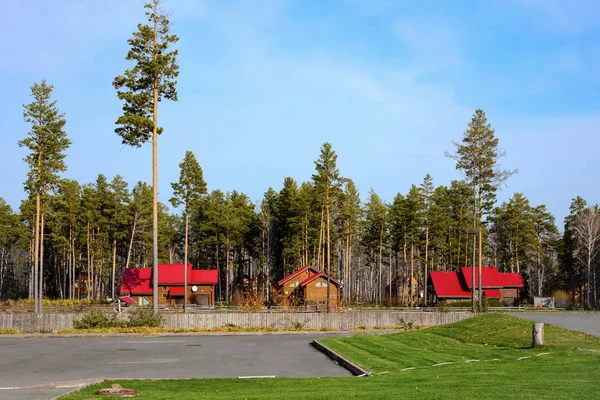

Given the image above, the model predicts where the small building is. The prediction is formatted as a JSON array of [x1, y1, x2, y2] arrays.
[[384, 276, 424, 306], [246, 271, 277, 303], [274, 265, 341, 307], [119, 264, 218, 307], [429, 266, 524, 306]]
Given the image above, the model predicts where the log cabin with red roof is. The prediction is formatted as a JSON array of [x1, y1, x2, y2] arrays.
[[274, 265, 341, 307], [429, 266, 524, 306], [120, 264, 218, 307]]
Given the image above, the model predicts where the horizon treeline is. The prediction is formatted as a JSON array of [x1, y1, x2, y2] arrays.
[[1, 138, 599, 307]]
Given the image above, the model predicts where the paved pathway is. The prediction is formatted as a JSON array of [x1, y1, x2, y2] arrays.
[[510, 312, 600, 337], [0, 333, 351, 399]]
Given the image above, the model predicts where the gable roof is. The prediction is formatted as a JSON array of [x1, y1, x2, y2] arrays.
[[120, 268, 152, 295], [484, 289, 502, 298], [430, 271, 471, 298], [502, 272, 524, 287], [299, 272, 341, 287], [120, 264, 218, 295], [158, 264, 218, 285], [277, 265, 320, 286], [460, 266, 524, 289]]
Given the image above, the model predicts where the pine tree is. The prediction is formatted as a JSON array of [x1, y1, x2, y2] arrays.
[[338, 179, 361, 302], [361, 189, 388, 304], [109, 175, 130, 300], [530, 205, 559, 297], [419, 174, 434, 305], [561, 196, 587, 301], [403, 185, 423, 307], [0, 199, 26, 300], [18, 81, 71, 313], [56, 179, 81, 300], [312, 143, 342, 310], [113, 0, 179, 313], [274, 178, 302, 275], [446, 109, 516, 309], [170, 151, 207, 311]]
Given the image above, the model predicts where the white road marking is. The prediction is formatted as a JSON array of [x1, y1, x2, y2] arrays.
[[110, 358, 179, 364], [238, 376, 276, 379], [124, 340, 186, 344]]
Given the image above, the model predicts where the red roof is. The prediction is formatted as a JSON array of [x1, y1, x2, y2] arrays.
[[430, 271, 472, 298], [277, 265, 319, 286], [120, 264, 218, 296], [169, 286, 185, 296], [119, 296, 135, 303], [158, 264, 217, 285], [502, 273, 524, 287], [299, 272, 341, 287], [120, 268, 152, 295], [460, 266, 524, 289], [484, 289, 502, 298], [461, 267, 502, 288]]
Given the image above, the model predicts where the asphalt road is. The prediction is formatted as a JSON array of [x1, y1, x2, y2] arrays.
[[0, 333, 352, 399], [510, 312, 600, 337]]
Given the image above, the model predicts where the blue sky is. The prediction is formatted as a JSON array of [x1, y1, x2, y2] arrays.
[[1, 0, 598, 226]]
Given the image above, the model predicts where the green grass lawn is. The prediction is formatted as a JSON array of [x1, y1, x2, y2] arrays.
[[61, 313, 600, 400]]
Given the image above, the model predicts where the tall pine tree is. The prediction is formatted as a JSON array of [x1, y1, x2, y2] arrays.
[[170, 151, 207, 311], [113, 0, 179, 313], [18, 81, 70, 313]]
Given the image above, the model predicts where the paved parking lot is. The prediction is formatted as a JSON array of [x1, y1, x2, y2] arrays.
[[0, 333, 351, 399], [510, 312, 600, 337]]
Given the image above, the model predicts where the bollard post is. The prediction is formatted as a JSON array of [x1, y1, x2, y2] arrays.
[[532, 322, 544, 347]]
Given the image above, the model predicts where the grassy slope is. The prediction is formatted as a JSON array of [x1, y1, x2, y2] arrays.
[[61, 314, 600, 400]]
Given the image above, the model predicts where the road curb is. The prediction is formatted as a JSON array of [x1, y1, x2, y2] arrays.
[[311, 339, 372, 376]]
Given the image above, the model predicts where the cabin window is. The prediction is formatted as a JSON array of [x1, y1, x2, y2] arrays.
[[316, 281, 328, 287]]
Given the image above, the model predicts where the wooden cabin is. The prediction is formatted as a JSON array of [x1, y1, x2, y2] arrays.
[[429, 266, 524, 306], [119, 264, 218, 307], [274, 265, 341, 307]]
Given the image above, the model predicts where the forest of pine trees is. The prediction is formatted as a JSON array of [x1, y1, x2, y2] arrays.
[[1, 138, 599, 308], [1, 1, 598, 310]]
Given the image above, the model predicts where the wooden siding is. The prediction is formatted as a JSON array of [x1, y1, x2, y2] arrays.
[[304, 277, 340, 306]]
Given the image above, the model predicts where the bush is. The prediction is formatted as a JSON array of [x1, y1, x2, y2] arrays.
[[73, 310, 124, 329], [552, 290, 572, 309], [74, 309, 163, 329], [126, 309, 163, 328], [437, 301, 449, 313]]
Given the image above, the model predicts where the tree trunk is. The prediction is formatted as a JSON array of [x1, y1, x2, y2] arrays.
[[151, 4, 160, 314], [326, 189, 331, 311], [410, 243, 414, 308], [478, 190, 483, 310], [111, 237, 117, 301], [39, 213, 45, 313], [184, 212, 189, 312], [125, 217, 137, 270], [33, 193, 41, 314], [87, 223, 91, 300], [378, 223, 383, 306], [0, 249, 5, 300], [424, 221, 429, 306], [225, 237, 230, 303]]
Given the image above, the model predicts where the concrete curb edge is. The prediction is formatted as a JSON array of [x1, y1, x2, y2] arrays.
[[310, 339, 372, 377]]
